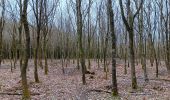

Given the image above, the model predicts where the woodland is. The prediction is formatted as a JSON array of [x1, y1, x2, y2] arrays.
[[0, 0, 170, 100]]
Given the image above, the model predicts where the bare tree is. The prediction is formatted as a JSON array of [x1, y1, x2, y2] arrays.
[[21, 0, 30, 99], [108, 0, 118, 95], [18, 0, 24, 71], [76, 0, 86, 85], [87, 0, 93, 70], [31, 0, 44, 82], [164, 0, 170, 74], [0, 0, 5, 66], [119, 0, 144, 89], [41, 0, 57, 75], [136, 0, 148, 81]]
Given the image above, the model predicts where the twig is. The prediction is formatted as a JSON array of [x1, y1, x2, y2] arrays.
[[87, 89, 111, 94], [117, 75, 170, 82], [0, 92, 40, 95]]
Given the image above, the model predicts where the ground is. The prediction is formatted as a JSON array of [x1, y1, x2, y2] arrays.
[[0, 59, 170, 100]]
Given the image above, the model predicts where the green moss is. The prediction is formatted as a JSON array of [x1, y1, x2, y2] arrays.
[[111, 95, 121, 100], [112, 92, 118, 96], [22, 90, 30, 100]]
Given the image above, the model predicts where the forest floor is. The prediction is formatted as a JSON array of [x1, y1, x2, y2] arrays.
[[0, 59, 170, 100]]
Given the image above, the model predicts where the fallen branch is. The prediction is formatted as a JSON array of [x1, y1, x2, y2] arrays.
[[0, 92, 40, 95], [85, 71, 95, 75], [149, 78, 170, 82], [117, 75, 170, 82], [87, 89, 111, 94], [126, 92, 153, 96]]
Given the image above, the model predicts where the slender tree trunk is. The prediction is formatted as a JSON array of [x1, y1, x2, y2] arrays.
[[119, 0, 143, 89], [165, 23, 170, 73], [129, 29, 137, 89], [76, 41, 80, 70], [18, 0, 23, 75], [34, 28, 40, 82], [165, 0, 170, 73], [124, 31, 128, 74], [33, 0, 44, 83], [21, 0, 30, 99], [0, 0, 5, 67], [97, 36, 100, 68], [87, 0, 92, 70], [138, 5, 148, 81], [108, 0, 118, 96], [143, 38, 148, 81], [0, 27, 2, 67], [44, 38, 48, 75], [76, 0, 86, 85], [38, 44, 43, 69]]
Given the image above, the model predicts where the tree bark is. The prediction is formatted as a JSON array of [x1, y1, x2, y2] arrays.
[[21, 0, 31, 99], [108, 0, 118, 96], [0, 0, 5, 67], [76, 0, 86, 85], [119, 0, 143, 89]]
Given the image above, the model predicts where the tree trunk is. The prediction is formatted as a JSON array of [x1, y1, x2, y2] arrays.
[[0, 0, 5, 67], [119, 0, 143, 89], [124, 31, 128, 74], [34, 31, 40, 82], [129, 29, 138, 89], [21, 0, 31, 99], [108, 0, 118, 96], [76, 0, 86, 85], [44, 39, 48, 75], [138, 4, 148, 81]]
